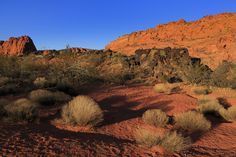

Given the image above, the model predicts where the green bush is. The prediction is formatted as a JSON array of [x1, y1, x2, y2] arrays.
[[4, 98, 39, 122], [175, 111, 211, 132], [160, 131, 191, 152], [61, 95, 103, 127], [134, 128, 162, 148], [142, 109, 169, 127]]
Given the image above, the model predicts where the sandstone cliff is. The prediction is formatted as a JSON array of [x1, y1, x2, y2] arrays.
[[0, 36, 37, 56], [106, 13, 236, 68]]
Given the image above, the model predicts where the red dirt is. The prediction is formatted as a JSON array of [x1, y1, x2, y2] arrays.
[[0, 85, 236, 156]]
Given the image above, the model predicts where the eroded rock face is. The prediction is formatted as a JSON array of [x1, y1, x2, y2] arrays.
[[0, 36, 37, 56], [106, 13, 236, 68]]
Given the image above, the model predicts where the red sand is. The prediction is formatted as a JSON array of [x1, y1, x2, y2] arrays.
[[0, 85, 235, 156]]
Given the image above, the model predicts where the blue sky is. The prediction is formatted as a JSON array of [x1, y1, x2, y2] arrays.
[[0, 0, 236, 50]]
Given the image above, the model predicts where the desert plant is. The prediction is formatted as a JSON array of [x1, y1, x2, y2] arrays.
[[219, 106, 236, 122], [33, 77, 47, 88], [4, 98, 38, 122], [0, 77, 10, 86], [0, 83, 19, 96], [142, 109, 169, 127], [0, 99, 9, 118], [160, 131, 191, 152], [192, 86, 212, 95], [29, 89, 55, 105], [134, 128, 162, 148], [53, 91, 72, 103], [174, 111, 211, 132], [61, 95, 103, 127], [197, 98, 223, 114], [153, 83, 179, 94]]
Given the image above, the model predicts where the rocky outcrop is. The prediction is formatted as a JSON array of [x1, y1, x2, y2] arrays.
[[0, 36, 37, 56], [106, 13, 236, 68]]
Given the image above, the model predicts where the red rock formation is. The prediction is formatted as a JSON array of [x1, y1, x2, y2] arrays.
[[106, 13, 236, 68], [0, 36, 37, 56]]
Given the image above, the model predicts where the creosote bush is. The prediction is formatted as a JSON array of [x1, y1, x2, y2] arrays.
[[134, 128, 162, 148], [61, 95, 103, 127], [4, 98, 39, 122], [142, 109, 169, 127], [160, 131, 191, 152], [174, 111, 211, 132], [219, 106, 236, 122], [197, 98, 223, 114]]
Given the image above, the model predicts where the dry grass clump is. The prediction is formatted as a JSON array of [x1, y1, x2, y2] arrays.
[[160, 131, 191, 152], [197, 98, 223, 114], [29, 89, 72, 105], [174, 111, 211, 132], [29, 89, 55, 105], [61, 95, 103, 127], [219, 106, 236, 122], [142, 109, 169, 127], [153, 83, 179, 94], [4, 98, 39, 122], [134, 128, 162, 148], [192, 86, 212, 95], [33, 77, 47, 88]]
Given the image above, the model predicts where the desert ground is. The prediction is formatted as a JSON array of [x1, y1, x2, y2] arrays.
[[0, 13, 236, 157]]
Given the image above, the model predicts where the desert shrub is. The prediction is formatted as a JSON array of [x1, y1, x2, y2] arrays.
[[174, 111, 211, 132], [153, 83, 179, 94], [219, 106, 236, 122], [142, 109, 169, 127], [61, 95, 103, 127], [33, 77, 47, 88], [29, 89, 55, 105], [184, 64, 212, 85], [160, 131, 191, 152], [134, 128, 162, 148], [0, 55, 20, 77], [53, 91, 72, 103], [4, 98, 38, 122], [0, 99, 9, 118], [211, 61, 236, 88], [0, 77, 10, 86], [192, 86, 212, 95], [0, 83, 18, 96], [197, 98, 223, 114]]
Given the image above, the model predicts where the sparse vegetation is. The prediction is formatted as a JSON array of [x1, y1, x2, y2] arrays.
[[61, 95, 103, 127], [160, 131, 191, 152], [219, 106, 236, 122], [192, 86, 212, 95], [0, 98, 9, 118], [134, 128, 162, 148], [174, 111, 211, 132], [29, 89, 55, 105], [153, 83, 179, 94], [142, 109, 169, 127], [4, 98, 39, 122], [197, 98, 223, 114]]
